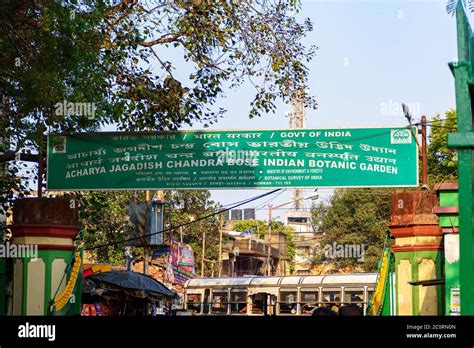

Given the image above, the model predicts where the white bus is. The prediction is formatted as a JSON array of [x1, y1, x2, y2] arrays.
[[183, 273, 377, 316]]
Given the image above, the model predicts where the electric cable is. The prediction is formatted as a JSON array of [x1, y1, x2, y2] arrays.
[[84, 188, 282, 251]]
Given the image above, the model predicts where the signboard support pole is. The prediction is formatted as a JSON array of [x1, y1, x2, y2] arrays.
[[447, 2, 474, 315], [143, 191, 150, 275], [218, 214, 223, 277]]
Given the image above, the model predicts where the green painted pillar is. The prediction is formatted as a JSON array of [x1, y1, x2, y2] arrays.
[[447, 2, 474, 315], [389, 191, 444, 315], [434, 183, 460, 315], [10, 198, 81, 315]]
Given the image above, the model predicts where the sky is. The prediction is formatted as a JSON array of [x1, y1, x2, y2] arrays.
[[36, 0, 458, 222], [205, 0, 458, 219]]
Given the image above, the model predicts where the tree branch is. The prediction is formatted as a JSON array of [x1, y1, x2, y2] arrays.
[[141, 35, 183, 47], [0, 151, 40, 163]]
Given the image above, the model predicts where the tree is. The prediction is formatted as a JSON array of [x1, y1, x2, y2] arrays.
[[311, 188, 393, 272], [427, 109, 457, 185], [230, 219, 267, 239], [79, 189, 223, 276], [80, 191, 136, 265], [0, 0, 316, 214], [164, 190, 222, 277], [310, 110, 458, 273], [447, 0, 474, 15]]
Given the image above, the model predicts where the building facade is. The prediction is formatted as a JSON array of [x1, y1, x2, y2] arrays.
[[220, 229, 287, 277]]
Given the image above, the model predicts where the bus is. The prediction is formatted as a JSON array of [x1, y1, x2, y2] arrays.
[[183, 273, 377, 316]]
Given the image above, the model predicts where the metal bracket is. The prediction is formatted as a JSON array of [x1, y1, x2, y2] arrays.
[[448, 132, 474, 148]]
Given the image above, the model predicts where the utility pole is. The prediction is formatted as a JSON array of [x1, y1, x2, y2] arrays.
[[268, 204, 273, 235], [201, 231, 206, 277], [267, 241, 271, 276], [218, 214, 224, 277], [403, 104, 428, 189], [267, 204, 274, 276], [255, 219, 260, 238], [144, 190, 150, 275], [143, 189, 164, 275], [421, 115, 428, 189], [162, 254, 166, 282]]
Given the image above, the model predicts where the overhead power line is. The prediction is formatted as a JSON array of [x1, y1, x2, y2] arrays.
[[84, 189, 282, 251]]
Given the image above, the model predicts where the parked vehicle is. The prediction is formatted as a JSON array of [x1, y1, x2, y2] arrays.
[[184, 273, 376, 316]]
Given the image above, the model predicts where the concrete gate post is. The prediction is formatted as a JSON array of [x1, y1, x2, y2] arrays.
[[389, 191, 444, 315], [10, 198, 81, 315], [433, 183, 460, 315]]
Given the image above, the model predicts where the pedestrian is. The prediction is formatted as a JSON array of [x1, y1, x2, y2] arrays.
[[312, 306, 338, 316]]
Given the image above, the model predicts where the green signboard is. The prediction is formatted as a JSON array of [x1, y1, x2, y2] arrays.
[[46, 127, 418, 190]]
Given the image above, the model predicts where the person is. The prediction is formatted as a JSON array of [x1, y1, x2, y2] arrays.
[[339, 304, 363, 316], [352, 295, 364, 308], [301, 303, 315, 314], [330, 297, 341, 314], [312, 306, 337, 316]]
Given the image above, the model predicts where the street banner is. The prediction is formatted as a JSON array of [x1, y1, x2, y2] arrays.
[[165, 240, 195, 286], [47, 127, 418, 190], [178, 243, 195, 267]]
